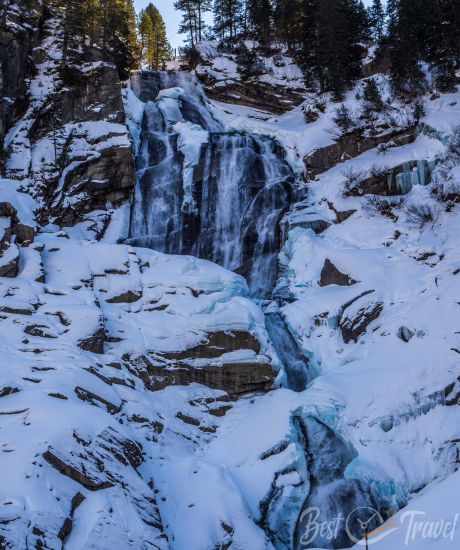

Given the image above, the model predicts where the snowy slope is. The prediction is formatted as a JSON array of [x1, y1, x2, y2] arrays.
[[2, 7, 460, 547]]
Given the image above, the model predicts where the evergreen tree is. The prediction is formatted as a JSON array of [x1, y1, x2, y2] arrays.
[[430, 0, 460, 91], [62, 0, 140, 79], [273, 0, 303, 50], [368, 0, 385, 42], [363, 77, 384, 111], [175, 0, 211, 46], [246, 0, 272, 44], [213, 0, 244, 43], [388, 0, 431, 95], [314, 0, 365, 97], [141, 3, 170, 69]]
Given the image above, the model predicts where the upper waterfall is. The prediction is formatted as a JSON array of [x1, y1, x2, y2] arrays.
[[126, 70, 295, 297]]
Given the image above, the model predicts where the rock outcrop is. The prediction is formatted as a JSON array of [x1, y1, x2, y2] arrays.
[[2, 0, 135, 227], [304, 127, 417, 179], [194, 43, 306, 114], [0, 1, 45, 152]]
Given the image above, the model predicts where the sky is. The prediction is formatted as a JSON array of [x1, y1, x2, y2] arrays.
[[134, 0, 375, 50]]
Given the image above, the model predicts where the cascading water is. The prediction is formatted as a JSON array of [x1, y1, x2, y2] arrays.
[[127, 70, 294, 297], [265, 311, 318, 392]]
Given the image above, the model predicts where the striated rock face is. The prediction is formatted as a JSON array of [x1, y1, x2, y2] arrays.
[[198, 75, 305, 115], [345, 159, 435, 197], [0, 1, 45, 151], [304, 127, 417, 179], [339, 291, 384, 344], [194, 42, 306, 114], [2, 0, 135, 227]]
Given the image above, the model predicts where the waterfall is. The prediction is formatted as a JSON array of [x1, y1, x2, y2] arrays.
[[127, 70, 294, 297], [265, 311, 318, 392]]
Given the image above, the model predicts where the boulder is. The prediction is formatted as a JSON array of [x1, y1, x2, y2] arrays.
[[339, 291, 384, 343], [319, 259, 357, 287]]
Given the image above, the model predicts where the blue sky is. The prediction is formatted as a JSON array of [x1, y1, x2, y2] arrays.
[[134, 0, 374, 50]]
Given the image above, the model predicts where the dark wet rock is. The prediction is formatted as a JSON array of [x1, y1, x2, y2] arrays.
[[398, 326, 415, 343], [57, 492, 86, 543], [14, 223, 35, 246], [0, 255, 19, 277], [319, 259, 357, 287], [176, 411, 201, 426], [339, 292, 383, 343], [52, 145, 134, 226], [198, 74, 304, 115], [0, 386, 20, 398], [78, 327, 105, 354], [74, 386, 121, 414], [106, 290, 142, 304], [305, 128, 417, 179], [0, 2, 44, 149], [346, 160, 434, 197], [43, 449, 114, 491], [24, 324, 57, 338], [124, 330, 273, 396], [159, 331, 261, 360]]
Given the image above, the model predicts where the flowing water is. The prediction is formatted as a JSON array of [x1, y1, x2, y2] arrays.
[[128, 70, 294, 297]]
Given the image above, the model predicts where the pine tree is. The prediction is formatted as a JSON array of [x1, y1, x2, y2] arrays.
[[143, 4, 170, 69], [246, 0, 272, 44], [363, 77, 383, 111], [388, 0, 429, 95], [175, 0, 198, 46], [175, 0, 211, 46], [314, 0, 365, 97], [213, 0, 243, 43], [430, 0, 460, 91], [273, 0, 303, 50], [368, 0, 385, 42]]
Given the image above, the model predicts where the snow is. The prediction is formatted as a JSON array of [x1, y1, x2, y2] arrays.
[[352, 471, 460, 548], [3, 15, 460, 546], [174, 121, 209, 213]]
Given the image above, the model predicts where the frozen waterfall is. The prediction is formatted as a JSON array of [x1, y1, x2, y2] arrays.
[[127, 71, 294, 297]]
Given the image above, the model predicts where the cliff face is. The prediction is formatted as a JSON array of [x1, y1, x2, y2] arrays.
[[0, 0, 44, 149], [1, 0, 134, 228]]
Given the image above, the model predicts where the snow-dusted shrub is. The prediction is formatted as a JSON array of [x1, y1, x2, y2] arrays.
[[405, 187, 440, 226], [303, 107, 320, 123], [314, 97, 327, 113], [431, 128, 460, 201], [342, 166, 366, 195], [448, 127, 460, 159], [333, 105, 357, 134], [236, 44, 264, 79], [363, 78, 384, 111], [377, 141, 397, 154], [365, 195, 402, 220], [369, 164, 389, 179], [432, 163, 460, 202]]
